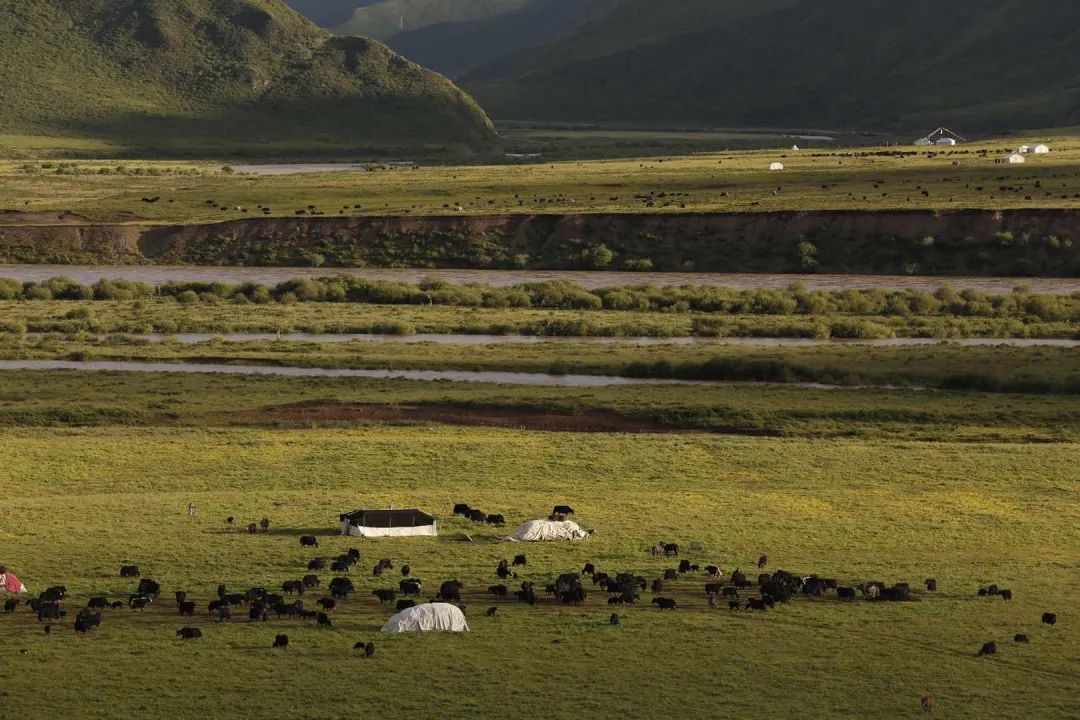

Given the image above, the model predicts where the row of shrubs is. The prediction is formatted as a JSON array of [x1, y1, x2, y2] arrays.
[[1, 276, 1078, 322]]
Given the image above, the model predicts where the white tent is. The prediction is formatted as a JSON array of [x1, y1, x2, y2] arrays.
[[1007, 153, 1026, 164], [1018, 145, 1032, 154], [914, 138, 932, 146], [339, 509, 437, 538], [936, 137, 957, 146], [1032, 144, 1050, 154], [769, 162, 784, 171], [502, 519, 591, 542], [381, 603, 469, 633]]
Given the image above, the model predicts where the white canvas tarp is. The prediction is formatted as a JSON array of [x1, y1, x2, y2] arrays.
[[381, 603, 469, 633], [340, 521, 438, 538], [502, 519, 590, 542]]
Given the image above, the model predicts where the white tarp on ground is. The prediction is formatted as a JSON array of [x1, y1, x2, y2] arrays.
[[340, 521, 438, 538], [502, 519, 590, 542], [381, 603, 469, 632]]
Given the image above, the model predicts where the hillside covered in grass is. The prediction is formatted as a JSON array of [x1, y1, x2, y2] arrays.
[[463, 0, 1080, 133], [0, 0, 497, 155]]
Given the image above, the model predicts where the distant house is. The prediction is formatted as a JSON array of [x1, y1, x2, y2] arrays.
[[1032, 143, 1050, 154], [914, 137, 932, 146], [769, 162, 785, 171], [935, 137, 957, 146], [1006, 153, 1026, 164]]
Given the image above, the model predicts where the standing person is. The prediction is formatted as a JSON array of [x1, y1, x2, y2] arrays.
[[187, 503, 197, 518]]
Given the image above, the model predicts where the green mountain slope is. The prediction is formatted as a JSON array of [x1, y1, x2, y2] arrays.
[[463, 0, 1080, 132], [0, 0, 497, 154], [328, 0, 532, 41]]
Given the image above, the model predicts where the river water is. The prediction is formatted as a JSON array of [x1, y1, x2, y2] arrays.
[[0, 359, 909, 390], [2, 265, 1077, 293], [25, 332, 1080, 348]]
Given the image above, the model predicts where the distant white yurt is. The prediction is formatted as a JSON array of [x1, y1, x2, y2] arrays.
[[791, 144, 800, 151], [936, 137, 957, 146], [503, 519, 591, 542], [381, 603, 469, 633], [769, 162, 785, 171], [914, 138, 932, 146], [1007, 153, 1026, 164], [1018, 145, 1032, 154], [1032, 144, 1050, 154], [339, 509, 437, 538]]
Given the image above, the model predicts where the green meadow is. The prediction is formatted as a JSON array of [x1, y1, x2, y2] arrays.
[[0, 423, 1077, 719]]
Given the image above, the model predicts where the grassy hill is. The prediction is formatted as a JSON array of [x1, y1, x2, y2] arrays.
[[0, 0, 497, 156], [462, 0, 1080, 133], [285, 0, 605, 79]]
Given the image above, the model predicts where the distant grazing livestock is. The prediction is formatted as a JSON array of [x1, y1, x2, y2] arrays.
[[757, 555, 768, 569], [178, 601, 196, 616], [978, 641, 997, 656], [496, 561, 514, 580], [488, 585, 508, 598], [453, 504, 470, 517], [610, 613, 620, 626], [136, 579, 160, 597], [331, 560, 350, 573], [120, 565, 140, 578], [925, 578, 937, 592], [273, 634, 289, 650], [652, 597, 676, 610], [1014, 634, 1029, 643], [4, 599, 18, 613], [329, 578, 355, 600], [174, 591, 187, 606], [722, 587, 739, 598], [316, 598, 336, 612], [302, 575, 320, 589], [216, 604, 231, 622], [1042, 613, 1057, 626], [378, 559, 393, 570], [88, 597, 109, 610], [729, 600, 740, 610], [372, 589, 397, 604], [282, 580, 305, 595], [552, 505, 574, 515], [837, 587, 856, 601], [226, 517, 234, 524], [247, 523, 258, 534], [704, 582, 723, 596], [249, 603, 268, 622], [348, 549, 361, 563], [300, 536, 319, 548], [921, 695, 935, 713], [486, 514, 506, 526], [678, 560, 692, 573], [176, 627, 202, 640], [468, 509, 488, 523], [128, 596, 151, 611], [745, 598, 767, 611], [401, 565, 411, 577], [513, 555, 528, 567], [399, 580, 422, 597], [308, 558, 327, 571], [663, 569, 678, 582], [259, 518, 270, 532], [581, 562, 595, 576], [438, 580, 463, 602], [364, 643, 375, 658], [486, 607, 498, 617], [652, 580, 664, 594], [396, 599, 416, 612], [704, 566, 722, 577], [1000, 589, 1013, 601], [316, 613, 332, 628]]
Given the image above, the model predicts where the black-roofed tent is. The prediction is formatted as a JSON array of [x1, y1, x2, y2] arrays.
[[339, 509, 437, 538]]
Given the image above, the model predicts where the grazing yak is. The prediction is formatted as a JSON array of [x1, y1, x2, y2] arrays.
[[486, 514, 506, 526], [921, 695, 935, 713], [87, 596, 110, 610], [308, 558, 327, 571], [4, 599, 18, 613], [282, 580, 305, 595], [178, 601, 196, 616], [176, 627, 202, 640], [136, 579, 161, 598], [453, 503, 470, 517], [329, 578, 355, 600], [399, 580, 422, 597], [978, 641, 997, 656], [552, 505, 575, 516], [316, 613, 332, 628], [395, 599, 416, 612], [372, 589, 397, 604], [609, 613, 620, 626], [119, 565, 140, 578], [925, 578, 937, 592], [513, 555, 528, 568], [1042, 612, 1057, 626], [316, 598, 336, 612], [439, 580, 464, 602], [273, 634, 289, 650], [300, 536, 319, 548], [1014, 634, 1029, 643], [651, 598, 676, 611]]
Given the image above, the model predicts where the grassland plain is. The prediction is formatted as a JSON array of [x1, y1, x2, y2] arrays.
[[0, 370, 1075, 442], [0, 424, 1077, 719], [4, 335, 1079, 395], [4, 134, 1080, 223]]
